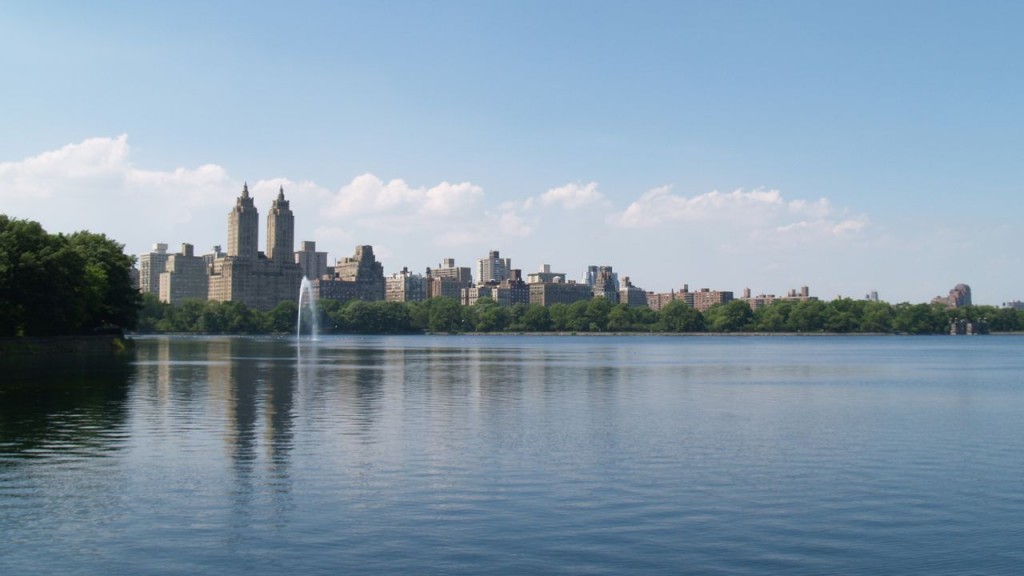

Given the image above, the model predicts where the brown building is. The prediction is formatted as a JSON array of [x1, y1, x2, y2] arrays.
[[741, 286, 816, 311], [386, 267, 428, 303], [529, 280, 593, 307], [463, 270, 529, 307], [159, 243, 208, 304], [619, 276, 648, 308], [646, 284, 732, 312], [207, 185, 304, 311], [315, 245, 386, 304]]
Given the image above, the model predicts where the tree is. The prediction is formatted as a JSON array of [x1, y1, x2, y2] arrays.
[[892, 303, 946, 334], [824, 299, 863, 333], [520, 304, 552, 332], [753, 300, 794, 332], [428, 297, 463, 333], [788, 300, 827, 332], [657, 300, 705, 332], [0, 217, 139, 336], [630, 306, 658, 331], [584, 298, 613, 332], [859, 301, 894, 333], [267, 300, 298, 334], [473, 298, 510, 332], [66, 231, 140, 331], [607, 304, 633, 332], [704, 300, 753, 333]]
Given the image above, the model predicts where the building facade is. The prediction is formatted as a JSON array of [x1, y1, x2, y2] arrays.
[[295, 240, 329, 280], [138, 243, 170, 294], [207, 184, 305, 311], [477, 250, 511, 284], [315, 245, 386, 303], [585, 265, 620, 303], [619, 277, 648, 308], [529, 280, 593, 307], [428, 258, 473, 285], [527, 264, 566, 284], [159, 243, 208, 304], [740, 286, 815, 311], [386, 267, 428, 303]]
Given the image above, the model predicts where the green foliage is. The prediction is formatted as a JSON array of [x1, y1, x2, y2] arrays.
[[892, 303, 947, 334], [134, 291, 1024, 337], [0, 216, 139, 336], [657, 300, 705, 332], [427, 297, 464, 333], [705, 300, 754, 332]]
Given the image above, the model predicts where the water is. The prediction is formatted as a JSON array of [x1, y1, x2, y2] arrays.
[[297, 276, 318, 339], [2, 335, 1023, 575]]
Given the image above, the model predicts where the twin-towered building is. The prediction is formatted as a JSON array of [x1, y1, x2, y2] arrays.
[[145, 185, 310, 309]]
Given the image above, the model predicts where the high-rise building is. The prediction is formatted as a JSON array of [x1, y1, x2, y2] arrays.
[[477, 250, 511, 284], [137, 243, 170, 294], [462, 269, 529, 306], [429, 258, 473, 285], [208, 185, 304, 310], [227, 183, 259, 261], [386, 267, 428, 303], [741, 286, 816, 311], [316, 245, 386, 303], [619, 277, 648, 308], [691, 288, 734, 312], [529, 281, 593, 307], [295, 241, 329, 280], [585, 265, 620, 303], [159, 243, 208, 304], [266, 186, 294, 262], [527, 264, 566, 284]]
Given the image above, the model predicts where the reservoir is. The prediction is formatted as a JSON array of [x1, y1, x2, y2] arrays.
[[2, 335, 1023, 574]]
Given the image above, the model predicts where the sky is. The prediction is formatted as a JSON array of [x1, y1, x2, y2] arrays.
[[1, 1, 1021, 304]]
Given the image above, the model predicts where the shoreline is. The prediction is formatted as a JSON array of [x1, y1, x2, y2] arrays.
[[0, 335, 131, 356]]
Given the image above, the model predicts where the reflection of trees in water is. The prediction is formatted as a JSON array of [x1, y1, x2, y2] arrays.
[[0, 355, 133, 459]]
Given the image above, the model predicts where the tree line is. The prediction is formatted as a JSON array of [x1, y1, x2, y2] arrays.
[[137, 293, 1024, 336], [0, 216, 139, 337]]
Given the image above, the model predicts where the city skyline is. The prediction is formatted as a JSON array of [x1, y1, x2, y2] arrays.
[[2, 2, 1021, 304]]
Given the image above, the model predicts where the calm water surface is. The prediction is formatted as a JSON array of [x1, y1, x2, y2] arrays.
[[2, 335, 1023, 574]]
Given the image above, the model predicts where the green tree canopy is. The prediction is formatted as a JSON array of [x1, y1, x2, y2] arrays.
[[0, 216, 139, 336]]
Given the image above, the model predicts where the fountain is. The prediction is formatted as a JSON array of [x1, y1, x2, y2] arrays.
[[297, 276, 319, 339]]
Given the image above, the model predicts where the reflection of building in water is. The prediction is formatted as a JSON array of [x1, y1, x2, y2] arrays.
[[264, 356, 295, 471]]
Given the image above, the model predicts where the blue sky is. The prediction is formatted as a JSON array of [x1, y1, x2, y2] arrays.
[[1, 1, 1021, 304]]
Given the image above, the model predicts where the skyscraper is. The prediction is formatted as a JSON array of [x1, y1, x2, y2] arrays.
[[209, 185, 304, 310], [227, 183, 259, 261], [477, 250, 511, 284], [266, 186, 294, 262]]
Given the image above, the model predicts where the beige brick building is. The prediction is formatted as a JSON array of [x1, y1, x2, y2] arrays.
[[207, 185, 304, 311]]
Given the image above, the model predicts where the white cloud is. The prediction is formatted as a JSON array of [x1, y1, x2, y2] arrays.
[[788, 198, 833, 219], [497, 206, 533, 237], [540, 181, 605, 209], [324, 173, 482, 219], [0, 135, 236, 253], [612, 186, 785, 227], [423, 181, 484, 215], [0, 135, 131, 199], [775, 217, 868, 237]]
